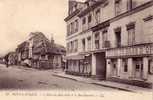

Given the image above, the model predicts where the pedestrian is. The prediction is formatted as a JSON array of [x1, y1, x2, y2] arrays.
[[4, 54, 9, 68]]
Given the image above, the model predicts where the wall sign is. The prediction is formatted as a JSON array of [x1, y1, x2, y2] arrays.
[[106, 44, 153, 57]]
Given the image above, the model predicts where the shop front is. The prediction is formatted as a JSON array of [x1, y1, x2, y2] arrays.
[[66, 54, 92, 77], [106, 43, 153, 88]]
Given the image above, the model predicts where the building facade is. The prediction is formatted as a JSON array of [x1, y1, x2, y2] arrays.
[[65, 0, 153, 87], [16, 41, 30, 66], [16, 32, 66, 69], [8, 52, 18, 65]]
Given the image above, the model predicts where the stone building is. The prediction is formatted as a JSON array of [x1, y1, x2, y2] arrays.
[[105, 0, 153, 88], [16, 41, 30, 66], [30, 32, 66, 69], [65, 0, 110, 79], [65, 0, 153, 87], [7, 52, 18, 65], [16, 32, 66, 69]]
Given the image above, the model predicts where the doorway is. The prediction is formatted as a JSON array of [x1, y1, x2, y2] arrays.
[[133, 58, 143, 79], [94, 52, 106, 79]]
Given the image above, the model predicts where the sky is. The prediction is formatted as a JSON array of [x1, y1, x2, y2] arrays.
[[0, 0, 71, 56]]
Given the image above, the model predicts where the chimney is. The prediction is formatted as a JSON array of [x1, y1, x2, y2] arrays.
[[51, 33, 54, 45]]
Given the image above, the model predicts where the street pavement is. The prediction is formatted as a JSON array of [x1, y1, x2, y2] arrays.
[[0, 64, 152, 100], [0, 64, 129, 91]]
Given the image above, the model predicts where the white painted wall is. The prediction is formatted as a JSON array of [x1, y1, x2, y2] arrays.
[[108, 5, 153, 48]]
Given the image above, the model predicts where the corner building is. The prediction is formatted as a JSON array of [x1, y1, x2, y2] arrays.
[[65, 0, 153, 87]]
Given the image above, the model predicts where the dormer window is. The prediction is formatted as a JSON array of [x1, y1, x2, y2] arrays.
[[74, 4, 77, 9], [72, 4, 77, 12], [115, 0, 122, 16], [95, 9, 100, 24], [88, 14, 92, 23], [127, 0, 137, 10], [82, 17, 86, 25]]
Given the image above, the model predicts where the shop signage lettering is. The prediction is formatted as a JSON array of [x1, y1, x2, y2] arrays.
[[106, 44, 152, 57]]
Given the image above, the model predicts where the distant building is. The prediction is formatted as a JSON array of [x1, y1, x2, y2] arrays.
[[16, 41, 29, 66], [0, 56, 5, 64], [7, 52, 18, 65], [16, 32, 66, 69]]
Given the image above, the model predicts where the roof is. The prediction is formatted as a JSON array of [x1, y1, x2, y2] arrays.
[[17, 41, 29, 52], [47, 43, 66, 55], [64, 9, 80, 22], [78, 0, 107, 17], [31, 32, 66, 55]]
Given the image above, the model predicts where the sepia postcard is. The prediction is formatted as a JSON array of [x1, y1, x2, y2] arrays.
[[0, 0, 153, 100]]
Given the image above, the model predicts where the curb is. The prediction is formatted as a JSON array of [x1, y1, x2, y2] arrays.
[[52, 73, 136, 93], [52, 74, 78, 81], [91, 82, 134, 92]]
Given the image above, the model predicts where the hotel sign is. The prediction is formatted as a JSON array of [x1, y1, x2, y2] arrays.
[[106, 44, 153, 58]]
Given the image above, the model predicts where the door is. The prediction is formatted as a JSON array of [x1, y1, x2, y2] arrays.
[[134, 59, 143, 79], [113, 63, 118, 76], [111, 59, 118, 77], [95, 52, 106, 79]]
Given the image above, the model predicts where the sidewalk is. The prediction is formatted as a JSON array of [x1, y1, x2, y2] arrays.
[[52, 72, 152, 93]]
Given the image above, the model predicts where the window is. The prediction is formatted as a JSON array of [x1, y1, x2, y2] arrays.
[[113, 64, 116, 69], [87, 36, 91, 50], [67, 25, 69, 36], [67, 43, 70, 53], [72, 22, 75, 33], [88, 14, 92, 23], [82, 39, 86, 51], [127, 22, 135, 45], [114, 27, 121, 47], [127, 0, 137, 10], [115, 0, 122, 16], [102, 29, 108, 48], [70, 41, 73, 53], [67, 24, 71, 36], [72, 41, 75, 52], [74, 40, 78, 52], [74, 4, 77, 10], [123, 59, 128, 72], [70, 23, 73, 34], [95, 33, 100, 49], [82, 17, 86, 25], [136, 64, 140, 70], [95, 9, 100, 24], [75, 20, 78, 32]]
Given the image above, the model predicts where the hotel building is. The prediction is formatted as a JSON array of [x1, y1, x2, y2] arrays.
[[65, 0, 153, 87]]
